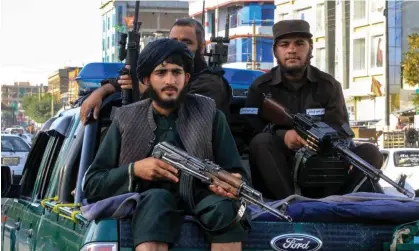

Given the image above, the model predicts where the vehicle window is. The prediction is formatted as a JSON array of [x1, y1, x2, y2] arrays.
[[27, 134, 65, 200], [20, 115, 74, 200], [20, 132, 53, 198], [394, 151, 419, 168], [1, 136, 30, 152], [381, 152, 389, 168], [11, 129, 23, 134], [45, 117, 82, 199], [382, 153, 389, 162]]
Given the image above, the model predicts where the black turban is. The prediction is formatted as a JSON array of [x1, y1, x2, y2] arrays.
[[136, 38, 194, 80]]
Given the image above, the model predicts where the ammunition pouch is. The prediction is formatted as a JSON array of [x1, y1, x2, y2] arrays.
[[292, 147, 349, 197]]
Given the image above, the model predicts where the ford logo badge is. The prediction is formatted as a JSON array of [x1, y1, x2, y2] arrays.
[[270, 233, 323, 251]]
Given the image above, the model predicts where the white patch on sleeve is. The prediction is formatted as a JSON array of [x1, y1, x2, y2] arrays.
[[240, 108, 259, 115], [306, 108, 325, 116]]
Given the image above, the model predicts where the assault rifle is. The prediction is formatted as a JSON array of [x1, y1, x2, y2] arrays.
[[152, 141, 293, 222], [260, 95, 415, 199], [118, 1, 141, 104]]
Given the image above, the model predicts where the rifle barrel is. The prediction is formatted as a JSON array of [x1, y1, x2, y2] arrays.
[[134, 1, 140, 31], [334, 142, 415, 198]]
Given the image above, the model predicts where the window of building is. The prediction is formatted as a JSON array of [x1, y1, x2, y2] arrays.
[[370, 35, 384, 68], [315, 47, 326, 72], [228, 7, 240, 28], [316, 4, 325, 33], [208, 11, 215, 35], [353, 38, 366, 71], [353, 0, 366, 21], [111, 54, 115, 62], [261, 7, 274, 26], [107, 37, 110, 49], [370, 0, 385, 15], [108, 17, 110, 30], [112, 35, 115, 47], [347, 106, 355, 121], [118, 6, 123, 25], [278, 13, 289, 21], [102, 39, 105, 50], [227, 39, 237, 63], [296, 8, 312, 24], [103, 18, 105, 32]]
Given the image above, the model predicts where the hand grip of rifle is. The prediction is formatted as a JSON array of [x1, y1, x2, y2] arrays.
[[118, 33, 131, 105], [152, 142, 293, 222], [119, 67, 132, 105]]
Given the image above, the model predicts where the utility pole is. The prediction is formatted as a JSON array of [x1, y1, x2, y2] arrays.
[[384, 0, 390, 128], [51, 92, 54, 117], [252, 20, 256, 70], [242, 19, 270, 70]]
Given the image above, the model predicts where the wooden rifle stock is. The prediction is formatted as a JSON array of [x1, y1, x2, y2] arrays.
[[261, 96, 294, 127]]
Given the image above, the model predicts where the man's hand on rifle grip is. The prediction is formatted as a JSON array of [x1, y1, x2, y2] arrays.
[[118, 65, 133, 90], [209, 173, 242, 199], [118, 65, 148, 94], [133, 157, 180, 183], [284, 129, 308, 150]]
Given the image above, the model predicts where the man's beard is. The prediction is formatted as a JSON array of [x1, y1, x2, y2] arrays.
[[277, 49, 312, 76], [193, 45, 207, 74], [147, 83, 188, 109]]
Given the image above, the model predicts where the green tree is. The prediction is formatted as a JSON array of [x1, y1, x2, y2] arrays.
[[22, 94, 60, 123], [402, 33, 419, 107], [402, 33, 419, 87], [1, 110, 16, 127]]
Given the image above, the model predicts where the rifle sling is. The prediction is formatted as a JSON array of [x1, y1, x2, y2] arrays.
[[180, 173, 195, 210], [180, 174, 248, 234], [193, 200, 247, 234]]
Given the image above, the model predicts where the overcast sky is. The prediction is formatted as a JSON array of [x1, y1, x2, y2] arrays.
[[0, 0, 103, 85]]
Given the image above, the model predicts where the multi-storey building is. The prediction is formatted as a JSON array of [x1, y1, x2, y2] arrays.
[[1, 82, 48, 125], [48, 67, 82, 106], [189, 0, 276, 70], [275, 0, 418, 128], [1, 82, 47, 108], [100, 0, 189, 63], [68, 67, 82, 104]]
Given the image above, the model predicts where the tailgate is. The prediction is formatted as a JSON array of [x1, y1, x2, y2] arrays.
[[118, 218, 395, 251]]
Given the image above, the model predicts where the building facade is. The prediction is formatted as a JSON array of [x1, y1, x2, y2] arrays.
[[343, 0, 387, 122], [100, 0, 189, 63], [1, 82, 48, 125], [1, 82, 47, 107], [274, 0, 418, 129], [48, 67, 82, 106], [189, 0, 275, 70]]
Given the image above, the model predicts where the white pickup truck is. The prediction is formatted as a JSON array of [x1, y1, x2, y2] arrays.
[[380, 148, 419, 198]]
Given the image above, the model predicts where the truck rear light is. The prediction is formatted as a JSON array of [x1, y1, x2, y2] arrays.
[[79, 242, 118, 251]]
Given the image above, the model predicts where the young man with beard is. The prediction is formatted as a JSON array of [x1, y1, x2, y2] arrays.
[[83, 38, 250, 251], [80, 18, 231, 124], [242, 20, 384, 200]]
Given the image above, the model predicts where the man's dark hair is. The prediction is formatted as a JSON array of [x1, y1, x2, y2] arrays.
[[161, 53, 194, 76], [171, 18, 205, 47]]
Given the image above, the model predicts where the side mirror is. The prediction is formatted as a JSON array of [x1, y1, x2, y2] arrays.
[[1, 166, 20, 198], [1, 166, 13, 197]]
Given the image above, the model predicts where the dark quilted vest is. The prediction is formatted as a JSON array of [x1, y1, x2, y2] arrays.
[[113, 94, 216, 208]]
